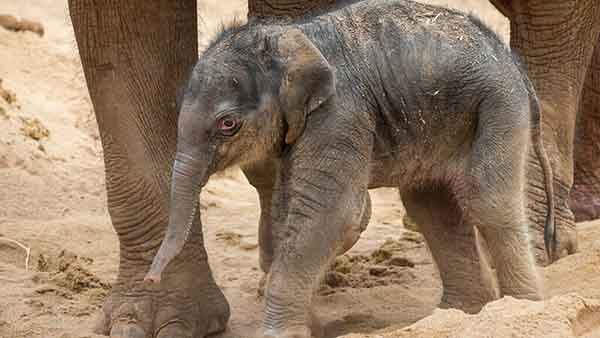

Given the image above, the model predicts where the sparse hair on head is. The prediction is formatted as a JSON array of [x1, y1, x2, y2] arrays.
[[211, 16, 247, 45]]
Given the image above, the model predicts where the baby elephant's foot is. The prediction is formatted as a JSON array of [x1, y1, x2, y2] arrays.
[[263, 326, 311, 338]]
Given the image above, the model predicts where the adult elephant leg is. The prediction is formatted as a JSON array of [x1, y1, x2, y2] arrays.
[[508, 0, 600, 264], [572, 36, 600, 222], [69, 1, 229, 338]]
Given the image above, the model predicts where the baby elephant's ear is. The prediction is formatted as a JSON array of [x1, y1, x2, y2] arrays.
[[276, 28, 335, 144]]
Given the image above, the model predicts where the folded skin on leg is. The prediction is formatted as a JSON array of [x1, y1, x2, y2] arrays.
[[508, 0, 600, 262], [263, 116, 372, 337], [402, 187, 499, 314], [69, 1, 229, 337], [263, 181, 369, 337], [572, 35, 600, 222], [461, 95, 543, 300]]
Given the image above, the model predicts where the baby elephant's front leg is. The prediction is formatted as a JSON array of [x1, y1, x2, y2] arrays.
[[262, 172, 367, 338]]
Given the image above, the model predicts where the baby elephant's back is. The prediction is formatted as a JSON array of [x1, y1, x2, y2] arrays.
[[377, 0, 514, 91], [322, 0, 529, 176], [322, 0, 519, 107]]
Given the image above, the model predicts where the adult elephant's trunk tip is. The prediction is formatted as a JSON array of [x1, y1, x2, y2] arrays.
[[144, 150, 207, 283]]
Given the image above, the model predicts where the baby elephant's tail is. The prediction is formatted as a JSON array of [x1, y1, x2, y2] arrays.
[[513, 52, 556, 263]]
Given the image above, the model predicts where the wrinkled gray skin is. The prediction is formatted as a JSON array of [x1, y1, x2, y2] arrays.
[[146, 0, 553, 336]]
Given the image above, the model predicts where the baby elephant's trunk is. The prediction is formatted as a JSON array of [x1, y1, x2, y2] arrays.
[[145, 151, 207, 283]]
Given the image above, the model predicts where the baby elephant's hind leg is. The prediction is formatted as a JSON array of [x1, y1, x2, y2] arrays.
[[464, 193, 542, 299], [463, 186, 543, 300], [462, 108, 543, 301], [402, 187, 498, 313]]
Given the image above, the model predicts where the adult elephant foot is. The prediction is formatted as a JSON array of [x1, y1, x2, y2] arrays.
[[96, 285, 229, 338], [87, 173, 230, 338], [93, 237, 230, 338]]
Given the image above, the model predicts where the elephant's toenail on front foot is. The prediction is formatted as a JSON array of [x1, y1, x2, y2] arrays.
[[207, 315, 228, 335], [263, 326, 312, 338], [155, 320, 192, 338], [110, 322, 145, 338]]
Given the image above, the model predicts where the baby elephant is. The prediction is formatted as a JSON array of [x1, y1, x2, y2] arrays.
[[146, 0, 555, 336]]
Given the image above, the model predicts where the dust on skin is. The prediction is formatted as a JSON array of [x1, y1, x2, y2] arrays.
[[2, 1, 600, 338]]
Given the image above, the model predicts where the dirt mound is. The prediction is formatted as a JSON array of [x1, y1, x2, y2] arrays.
[[343, 294, 600, 338], [216, 230, 259, 250], [37, 250, 110, 294], [321, 231, 432, 293], [0, 78, 17, 105], [0, 245, 110, 301], [20, 117, 50, 141], [0, 14, 44, 36]]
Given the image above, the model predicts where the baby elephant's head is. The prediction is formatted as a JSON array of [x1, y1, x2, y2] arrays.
[[145, 27, 336, 282]]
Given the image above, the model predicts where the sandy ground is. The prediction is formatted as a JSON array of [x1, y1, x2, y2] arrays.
[[1, 1, 600, 338]]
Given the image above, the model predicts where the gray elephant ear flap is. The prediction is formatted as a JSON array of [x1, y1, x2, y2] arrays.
[[276, 28, 336, 144]]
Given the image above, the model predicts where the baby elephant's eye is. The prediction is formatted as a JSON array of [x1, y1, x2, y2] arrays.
[[217, 116, 241, 136]]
